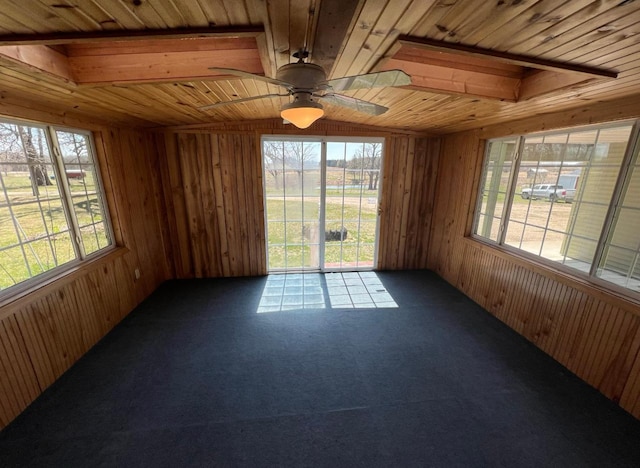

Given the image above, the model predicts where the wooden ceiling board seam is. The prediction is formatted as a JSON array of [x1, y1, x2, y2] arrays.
[[382, 89, 456, 122], [120, 1, 168, 29], [224, 79, 268, 118], [266, 0, 293, 70], [92, 0, 147, 29], [428, 0, 507, 44], [65, 1, 124, 31], [475, 0, 586, 51], [145, 0, 187, 28], [244, 0, 278, 78], [359, 0, 438, 74], [0, 3, 64, 34], [462, 0, 551, 46], [304, 0, 322, 62], [159, 82, 212, 110], [75, 87, 170, 122], [0, 85, 151, 128], [288, 0, 314, 57], [0, 63, 77, 95], [318, 0, 368, 78], [135, 84, 206, 120], [509, 1, 640, 57], [570, 32, 640, 65], [536, 13, 640, 63], [220, 0, 252, 24], [194, 0, 231, 26], [408, 0, 455, 37], [35, 3, 90, 32], [34, 1, 103, 31], [171, 0, 210, 26], [331, 0, 391, 78], [563, 23, 640, 67], [342, 0, 414, 76], [555, 22, 640, 65]]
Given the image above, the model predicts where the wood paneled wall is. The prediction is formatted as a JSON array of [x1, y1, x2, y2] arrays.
[[378, 136, 440, 270], [0, 115, 169, 428], [429, 131, 640, 419], [158, 122, 439, 276], [158, 131, 267, 278]]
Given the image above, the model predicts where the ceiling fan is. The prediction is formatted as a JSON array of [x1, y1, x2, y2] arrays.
[[199, 51, 412, 128]]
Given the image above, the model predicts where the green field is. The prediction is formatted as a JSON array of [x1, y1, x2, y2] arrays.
[[0, 172, 108, 290], [265, 197, 378, 269]]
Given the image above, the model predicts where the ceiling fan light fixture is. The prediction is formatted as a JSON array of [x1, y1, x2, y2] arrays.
[[280, 95, 324, 129]]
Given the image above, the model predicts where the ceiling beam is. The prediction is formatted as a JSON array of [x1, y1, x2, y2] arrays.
[[381, 57, 520, 102], [376, 36, 617, 103], [0, 36, 266, 87], [0, 27, 264, 46], [396, 36, 618, 79], [0, 45, 74, 84]]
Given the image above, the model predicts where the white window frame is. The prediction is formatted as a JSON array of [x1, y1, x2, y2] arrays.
[[471, 119, 640, 298], [0, 117, 115, 301]]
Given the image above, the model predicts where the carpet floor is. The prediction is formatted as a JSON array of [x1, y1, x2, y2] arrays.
[[1, 270, 640, 467]]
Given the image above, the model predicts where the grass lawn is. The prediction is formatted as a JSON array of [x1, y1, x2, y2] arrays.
[[266, 197, 378, 270], [0, 172, 108, 290]]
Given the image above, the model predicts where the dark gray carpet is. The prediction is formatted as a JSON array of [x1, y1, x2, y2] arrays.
[[2, 270, 640, 467]]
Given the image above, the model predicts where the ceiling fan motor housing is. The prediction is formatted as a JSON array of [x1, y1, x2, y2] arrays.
[[276, 62, 327, 91]]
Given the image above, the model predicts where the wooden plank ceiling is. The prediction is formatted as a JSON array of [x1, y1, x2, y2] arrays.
[[0, 0, 639, 133]]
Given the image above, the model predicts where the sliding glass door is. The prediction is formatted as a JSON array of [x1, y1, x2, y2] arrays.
[[263, 136, 383, 272]]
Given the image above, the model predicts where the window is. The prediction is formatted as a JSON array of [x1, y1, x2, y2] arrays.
[[0, 118, 113, 297], [473, 121, 640, 295]]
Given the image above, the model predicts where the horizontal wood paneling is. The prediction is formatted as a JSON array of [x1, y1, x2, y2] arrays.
[[0, 106, 169, 429], [429, 129, 640, 419]]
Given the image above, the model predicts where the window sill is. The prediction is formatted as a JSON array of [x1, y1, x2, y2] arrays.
[[463, 236, 640, 314], [0, 246, 129, 313]]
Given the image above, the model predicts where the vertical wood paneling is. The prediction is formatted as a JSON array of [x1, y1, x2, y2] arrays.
[[161, 131, 267, 278], [0, 122, 170, 429], [378, 136, 441, 270], [161, 127, 439, 276], [0, 315, 40, 428], [429, 130, 640, 420]]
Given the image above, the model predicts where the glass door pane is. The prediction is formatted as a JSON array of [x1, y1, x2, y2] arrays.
[[263, 137, 383, 273], [324, 140, 382, 270], [264, 138, 321, 271]]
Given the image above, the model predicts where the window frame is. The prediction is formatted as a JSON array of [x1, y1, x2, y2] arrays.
[[0, 117, 115, 301], [471, 119, 640, 299]]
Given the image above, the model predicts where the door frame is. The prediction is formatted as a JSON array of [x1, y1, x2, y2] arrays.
[[261, 135, 385, 273]]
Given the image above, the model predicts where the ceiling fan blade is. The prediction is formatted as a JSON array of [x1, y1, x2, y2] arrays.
[[318, 94, 388, 115], [208, 67, 292, 88], [198, 94, 289, 111], [324, 70, 411, 92]]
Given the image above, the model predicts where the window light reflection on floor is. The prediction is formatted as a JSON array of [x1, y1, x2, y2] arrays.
[[257, 272, 398, 313]]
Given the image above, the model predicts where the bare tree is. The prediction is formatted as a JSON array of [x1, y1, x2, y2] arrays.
[[19, 126, 53, 193], [0, 124, 52, 195], [0, 124, 24, 174], [263, 140, 285, 190], [57, 131, 89, 167], [282, 141, 320, 189], [347, 142, 382, 190]]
